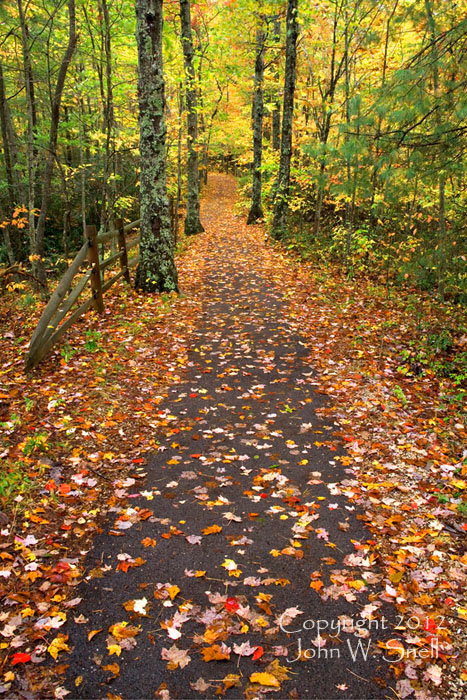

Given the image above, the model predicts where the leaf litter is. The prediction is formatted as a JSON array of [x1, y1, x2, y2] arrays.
[[0, 175, 465, 698]]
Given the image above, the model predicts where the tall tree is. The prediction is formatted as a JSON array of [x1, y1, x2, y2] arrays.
[[247, 21, 266, 225], [271, 0, 298, 239], [0, 60, 21, 265], [271, 18, 281, 151], [180, 0, 204, 236], [135, 0, 178, 293], [29, 0, 77, 290]]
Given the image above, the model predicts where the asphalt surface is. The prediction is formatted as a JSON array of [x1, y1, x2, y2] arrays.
[[62, 176, 396, 699]]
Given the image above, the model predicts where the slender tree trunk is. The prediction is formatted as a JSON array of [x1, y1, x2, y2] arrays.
[[272, 0, 298, 239], [135, 0, 178, 293], [17, 0, 38, 267], [344, 10, 352, 263], [0, 61, 20, 264], [179, 0, 204, 236], [425, 0, 446, 300], [370, 0, 398, 219], [247, 24, 266, 225], [32, 0, 77, 291], [175, 82, 184, 244], [271, 18, 281, 151], [99, 0, 116, 240]]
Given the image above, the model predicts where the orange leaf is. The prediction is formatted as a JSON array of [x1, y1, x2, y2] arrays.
[[202, 524, 222, 535], [201, 644, 230, 661]]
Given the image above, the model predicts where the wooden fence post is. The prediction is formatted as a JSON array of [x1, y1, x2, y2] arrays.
[[117, 217, 131, 284], [86, 224, 104, 313]]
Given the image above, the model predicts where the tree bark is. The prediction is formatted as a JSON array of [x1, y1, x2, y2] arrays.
[[425, 0, 446, 300], [99, 0, 116, 238], [175, 82, 184, 244], [0, 61, 21, 264], [180, 0, 204, 236], [32, 0, 77, 291], [271, 0, 298, 239], [247, 24, 266, 225], [271, 19, 281, 151], [17, 0, 38, 267], [135, 0, 178, 293]]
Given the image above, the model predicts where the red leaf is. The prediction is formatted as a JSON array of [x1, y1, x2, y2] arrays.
[[224, 597, 240, 613], [12, 653, 31, 665], [252, 646, 264, 660]]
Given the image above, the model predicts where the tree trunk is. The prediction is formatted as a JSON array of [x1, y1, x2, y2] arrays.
[[179, 0, 204, 236], [0, 61, 21, 264], [99, 0, 116, 240], [425, 0, 446, 300], [247, 25, 266, 225], [271, 0, 298, 239], [271, 19, 281, 151], [135, 0, 178, 293], [175, 82, 184, 244], [31, 0, 77, 291], [17, 0, 38, 268]]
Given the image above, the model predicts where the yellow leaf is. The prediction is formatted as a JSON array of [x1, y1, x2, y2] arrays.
[[75, 676, 83, 687], [389, 571, 404, 584], [348, 579, 366, 590], [194, 570, 206, 577], [451, 479, 465, 490], [267, 660, 290, 681], [255, 616, 269, 628], [107, 644, 122, 657], [249, 672, 280, 688], [167, 585, 180, 600], [48, 635, 70, 660]]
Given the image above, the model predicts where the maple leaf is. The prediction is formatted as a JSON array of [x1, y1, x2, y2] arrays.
[[109, 621, 140, 639], [11, 652, 31, 665], [221, 558, 241, 576], [167, 585, 180, 600], [202, 524, 222, 535], [233, 641, 258, 657], [123, 598, 148, 615], [102, 662, 120, 677], [224, 596, 240, 612], [161, 644, 191, 669], [48, 634, 70, 660], [201, 643, 231, 661], [249, 672, 280, 688]]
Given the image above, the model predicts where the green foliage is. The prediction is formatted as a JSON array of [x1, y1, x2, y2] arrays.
[[84, 330, 102, 353]]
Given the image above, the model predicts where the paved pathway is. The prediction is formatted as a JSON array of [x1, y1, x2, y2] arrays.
[[64, 176, 395, 699]]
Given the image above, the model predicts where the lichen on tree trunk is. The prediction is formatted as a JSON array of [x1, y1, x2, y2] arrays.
[[272, 0, 298, 240], [180, 0, 204, 237], [135, 0, 178, 293], [247, 25, 265, 226]]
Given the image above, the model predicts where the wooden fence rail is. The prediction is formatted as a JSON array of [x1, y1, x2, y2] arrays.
[[26, 217, 141, 369]]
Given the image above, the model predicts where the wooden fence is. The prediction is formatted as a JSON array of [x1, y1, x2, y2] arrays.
[[26, 218, 141, 369]]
